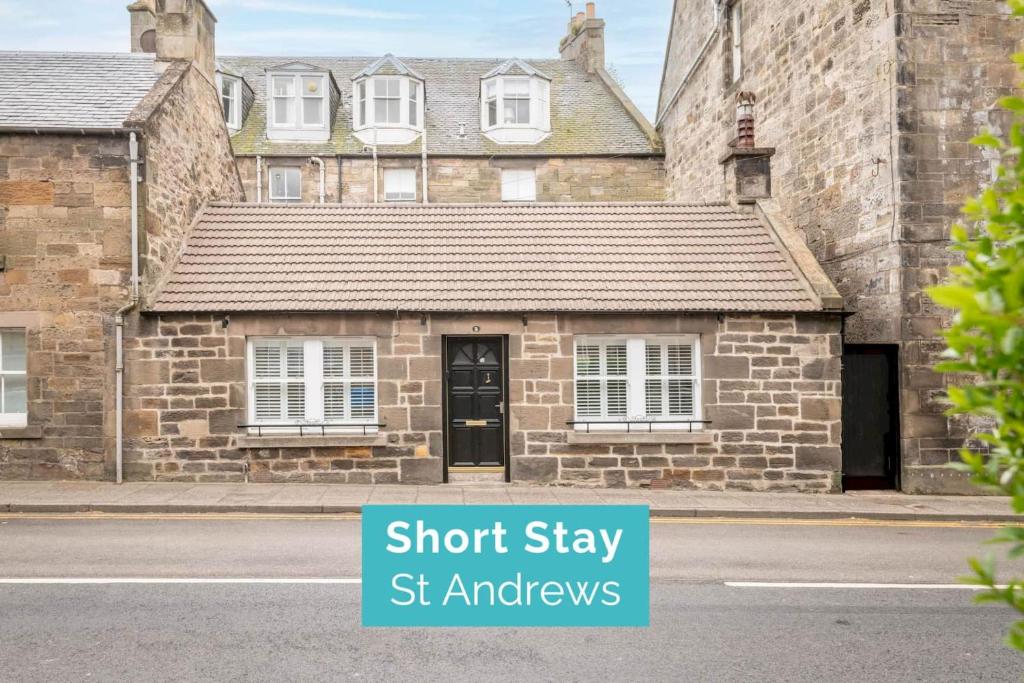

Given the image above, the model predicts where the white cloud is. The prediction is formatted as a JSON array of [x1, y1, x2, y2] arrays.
[[214, 0, 418, 20]]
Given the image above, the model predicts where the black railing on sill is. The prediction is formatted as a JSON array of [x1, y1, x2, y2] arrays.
[[566, 420, 712, 434], [237, 423, 386, 437]]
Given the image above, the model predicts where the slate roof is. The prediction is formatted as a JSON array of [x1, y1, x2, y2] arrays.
[[219, 56, 656, 156], [150, 202, 830, 314], [0, 51, 159, 131]]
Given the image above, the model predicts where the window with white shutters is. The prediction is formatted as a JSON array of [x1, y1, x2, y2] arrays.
[[383, 168, 417, 202], [574, 336, 701, 430], [0, 329, 27, 428], [247, 338, 377, 433]]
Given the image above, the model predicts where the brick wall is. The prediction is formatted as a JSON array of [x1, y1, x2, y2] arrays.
[[0, 134, 132, 478], [235, 155, 666, 204], [123, 311, 841, 491], [658, 0, 1023, 493]]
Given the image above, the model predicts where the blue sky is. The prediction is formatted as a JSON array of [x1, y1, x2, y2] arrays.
[[0, 0, 674, 119]]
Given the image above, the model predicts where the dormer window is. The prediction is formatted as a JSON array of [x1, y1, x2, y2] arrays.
[[480, 59, 551, 145], [219, 75, 241, 130], [352, 54, 425, 146], [265, 62, 336, 142]]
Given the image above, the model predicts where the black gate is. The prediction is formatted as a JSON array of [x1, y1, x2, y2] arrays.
[[841, 344, 901, 490], [442, 336, 508, 479]]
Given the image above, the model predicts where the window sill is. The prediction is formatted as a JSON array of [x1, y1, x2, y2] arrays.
[[0, 424, 43, 440], [236, 434, 387, 449], [567, 431, 712, 445]]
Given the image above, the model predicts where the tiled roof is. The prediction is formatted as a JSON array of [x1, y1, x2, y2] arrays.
[[220, 56, 656, 156], [0, 51, 159, 130], [150, 202, 831, 314]]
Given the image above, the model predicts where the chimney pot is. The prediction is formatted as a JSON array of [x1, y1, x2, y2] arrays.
[[586, 2, 596, 18]]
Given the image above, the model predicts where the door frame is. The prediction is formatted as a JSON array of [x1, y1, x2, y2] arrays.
[[441, 334, 511, 484], [841, 343, 901, 491]]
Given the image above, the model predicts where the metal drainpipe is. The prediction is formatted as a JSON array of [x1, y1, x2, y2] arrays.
[[116, 131, 143, 484], [372, 128, 379, 203], [309, 156, 325, 203], [255, 155, 263, 203], [420, 127, 428, 204]]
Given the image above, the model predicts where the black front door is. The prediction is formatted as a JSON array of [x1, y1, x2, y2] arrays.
[[444, 336, 507, 471], [842, 344, 901, 490]]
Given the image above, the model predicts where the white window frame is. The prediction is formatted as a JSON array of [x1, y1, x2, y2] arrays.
[[246, 337, 378, 435], [501, 77, 531, 126], [218, 74, 241, 130], [268, 167, 302, 203], [484, 80, 498, 128], [730, 2, 742, 84], [501, 168, 537, 202], [0, 328, 27, 429], [268, 73, 328, 132], [353, 76, 424, 132], [573, 335, 702, 432], [383, 167, 417, 202]]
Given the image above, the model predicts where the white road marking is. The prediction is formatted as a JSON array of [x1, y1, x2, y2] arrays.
[[0, 577, 362, 584], [725, 581, 999, 590]]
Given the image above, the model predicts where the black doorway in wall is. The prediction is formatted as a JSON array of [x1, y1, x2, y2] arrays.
[[841, 344, 901, 490]]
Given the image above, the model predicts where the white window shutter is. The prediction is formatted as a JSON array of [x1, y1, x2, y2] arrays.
[[534, 79, 551, 132]]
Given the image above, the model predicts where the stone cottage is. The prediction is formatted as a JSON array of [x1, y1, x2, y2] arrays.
[[657, 0, 1024, 493], [131, 202, 844, 489]]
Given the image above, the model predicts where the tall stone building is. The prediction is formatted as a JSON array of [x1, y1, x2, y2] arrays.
[[206, 3, 665, 205], [657, 0, 1024, 493], [0, 0, 242, 479]]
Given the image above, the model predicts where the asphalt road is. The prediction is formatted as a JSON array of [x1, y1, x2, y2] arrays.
[[0, 515, 1020, 682]]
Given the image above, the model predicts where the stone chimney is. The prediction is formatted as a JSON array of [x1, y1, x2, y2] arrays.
[[559, 2, 605, 74], [128, 0, 217, 80], [719, 93, 775, 205]]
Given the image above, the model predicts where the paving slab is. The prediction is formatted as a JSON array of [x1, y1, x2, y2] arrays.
[[0, 482, 1016, 521]]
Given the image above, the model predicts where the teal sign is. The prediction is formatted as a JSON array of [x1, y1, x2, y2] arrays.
[[361, 505, 649, 627]]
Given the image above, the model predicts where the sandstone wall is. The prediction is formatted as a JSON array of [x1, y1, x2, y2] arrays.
[[658, 0, 1023, 493], [123, 311, 842, 491], [0, 134, 133, 478], [127, 62, 244, 302], [235, 155, 666, 204]]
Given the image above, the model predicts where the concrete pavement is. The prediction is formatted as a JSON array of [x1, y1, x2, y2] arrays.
[[0, 480, 1016, 521]]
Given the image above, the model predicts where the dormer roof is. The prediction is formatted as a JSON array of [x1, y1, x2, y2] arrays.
[[215, 60, 243, 79], [482, 58, 550, 81], [352, 54, 424, 81], [266, 61, 328, 72]]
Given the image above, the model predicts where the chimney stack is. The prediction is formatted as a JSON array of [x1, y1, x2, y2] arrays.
[[128, 0, 217, 80], [719, 93, 775, 206], [559, 2, 605, 74]]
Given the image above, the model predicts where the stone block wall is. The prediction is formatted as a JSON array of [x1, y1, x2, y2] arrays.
[[234, 154, 666, 204], [127, 62, 244, 301], [123, 311, 841, 491], [657, 0, 1023, 493], [896, 1, 1021, 492], [0, 134, 133, 478]]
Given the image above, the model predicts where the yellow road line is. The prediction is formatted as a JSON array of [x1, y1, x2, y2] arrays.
[[0, 512, 1013, 529], [649, 517, 1012, 529]]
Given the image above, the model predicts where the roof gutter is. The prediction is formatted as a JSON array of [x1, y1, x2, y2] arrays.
[[0, 126, 140, 136]]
